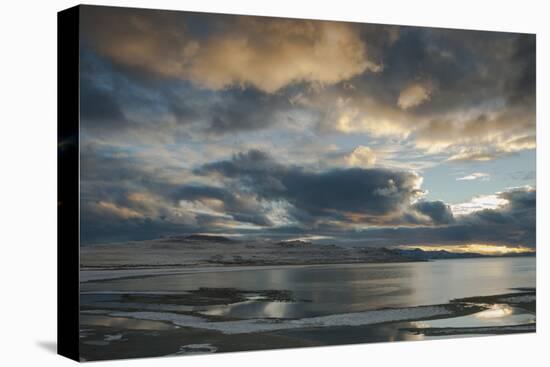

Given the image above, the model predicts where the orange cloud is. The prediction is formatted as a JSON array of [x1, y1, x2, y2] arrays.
[[85, 11, 381, 93], [397, 81, 434, 110], [345, 146, 377, 168], [94, 201, 143, 219]]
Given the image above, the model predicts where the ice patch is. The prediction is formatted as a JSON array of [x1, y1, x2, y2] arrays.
[[111, 305, 452, 335], [173, 343, 217, 355], [104, 334, 123, 341]]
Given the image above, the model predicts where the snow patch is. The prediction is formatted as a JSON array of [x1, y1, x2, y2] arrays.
[[104, 334, 123, 341], [173, 343, 217, 355], [110, 305, 452, 335]]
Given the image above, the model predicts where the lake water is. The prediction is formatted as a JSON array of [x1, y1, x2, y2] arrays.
[[81, 257, 535, 320]]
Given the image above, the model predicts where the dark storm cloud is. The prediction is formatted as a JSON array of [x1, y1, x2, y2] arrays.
[[197, 150, 452, 226], [80, 143, 534, 246], [202, 87, 300, 134], [80, 144, 174, 196], [249, 187, 535, 249], [81, 211, 195, 245], [80, 78, 125, 123], [334, 187, 536, 248], [80, 144, 363, 245], [411, 200, 454, 225], [79, 50, 152, 135], [194, 151, 535, 248], [79, 146, 276, 243], [162, 84, 288, 134], [462, 188, 535, 235], [79, 51, 132, 133], [328, 26, 500, 113], [173, 185, 273, 226], [506, 33, 536, 106], [372, 27, 535, 114]]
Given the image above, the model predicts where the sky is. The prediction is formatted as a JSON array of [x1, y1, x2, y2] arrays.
[[78, 5, 536, 250]]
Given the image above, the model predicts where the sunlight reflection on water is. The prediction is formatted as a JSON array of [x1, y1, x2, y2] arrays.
[[412, 304, 534, 329], [81, 257, 535, 321], [475, 304, 514, 319]]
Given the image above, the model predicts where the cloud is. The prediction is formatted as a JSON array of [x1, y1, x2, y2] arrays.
[[456, 172, 490, 181], [411, 200, 454, 225], [323, 146, 438, 173], [173, 185, 273, 227], [506, 34, 536, 106], [79, 142, 534, 247], [196, 149, 458, 227], [81, 212, 199, 245], [318, 186, 535, 248], [316, 87, 535, 161], [76, 10, 536, 246], [81, 6, 380, 93], [450, 194, 507, 216], [445, 133, 536, 162], [345, 146, 377, 168], [308, 29, 536, 161], [316, 89, 535, 161], [79, 144, 276, 243], [79, 48, 320, 139], [79, 10, 535, 163], [91, 201, 144, 219], [322, 145, 380, 169], [415, 108, 536, 157], [458, 186, 535, 246], [397, 81, 434, 109], [313, 93, 414, 139], [80, 77, 126, 123]]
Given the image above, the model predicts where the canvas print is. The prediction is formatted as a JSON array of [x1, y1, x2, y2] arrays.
[[73, 5, 535, 361]]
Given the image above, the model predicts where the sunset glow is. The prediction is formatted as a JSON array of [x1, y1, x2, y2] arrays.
[[398, 244, 535, 255]]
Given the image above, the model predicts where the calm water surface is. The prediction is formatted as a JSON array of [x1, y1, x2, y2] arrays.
[[81, 257, 535, 319]]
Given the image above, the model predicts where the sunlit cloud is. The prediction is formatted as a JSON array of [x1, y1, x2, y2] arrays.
[[456, 172, 490, 181], [450, 194, 507, 216], [83, 9, 381, 93], [92, 201, 144, 219], [397, 81, 434, 110], [344, 146, 377, 168]]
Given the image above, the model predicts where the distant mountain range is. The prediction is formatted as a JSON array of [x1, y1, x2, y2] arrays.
[[81, 234, 535, 270], [182, 234, 233, 243], [393, 248, 535, 261]]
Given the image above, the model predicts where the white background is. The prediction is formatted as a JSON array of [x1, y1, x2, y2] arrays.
[[0, 0, 547, 365]]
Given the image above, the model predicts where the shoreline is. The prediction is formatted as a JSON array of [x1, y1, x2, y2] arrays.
[[80, 256, 533, 283], [80, 261, 419, 283]]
